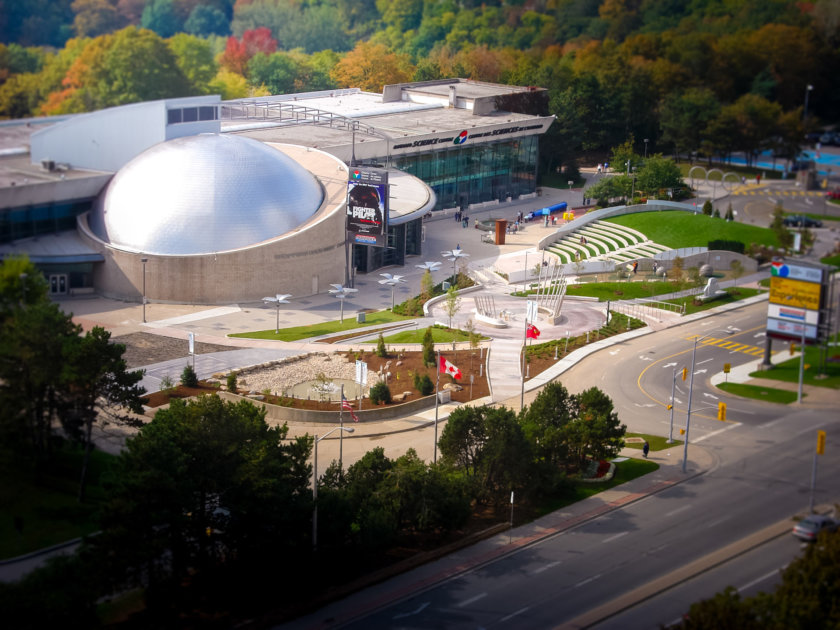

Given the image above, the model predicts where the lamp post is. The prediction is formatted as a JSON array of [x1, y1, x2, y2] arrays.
[[140, 257, 148, 323], [803, 84, 813, 124], [313, 426, 354, 551], [441, 248, 469, 286], [683, 329, 731, 473], [378, 273, 406, 311], [667, 366, 677, 443], [329, 284, 358, 323], [262, 293, 292, 334], [644, 138, 649, 159]]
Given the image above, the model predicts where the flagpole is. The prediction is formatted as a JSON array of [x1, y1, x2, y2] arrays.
[[339, 384, 344, 472], [520, 310, 528, 411], [434, 349, 440, 464]]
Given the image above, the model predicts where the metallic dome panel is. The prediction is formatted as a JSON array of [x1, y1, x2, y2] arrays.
[[90, 134, 324, 255]]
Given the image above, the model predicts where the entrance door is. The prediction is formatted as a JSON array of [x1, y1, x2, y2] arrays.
[[49, 274, 67, 295]]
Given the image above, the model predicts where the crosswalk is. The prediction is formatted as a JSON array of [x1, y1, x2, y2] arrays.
[[684, 334, 769, 357], [730, 189, 828, 197]]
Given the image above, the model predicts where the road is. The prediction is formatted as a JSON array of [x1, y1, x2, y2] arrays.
[[286, 304, 838, 629]]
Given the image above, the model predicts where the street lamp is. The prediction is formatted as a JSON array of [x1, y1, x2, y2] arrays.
[[378, 273, 406, 311], [329, 283, 358, 323], [312, 426, 354, 551], [683, 329, 732, 473], [644, 138, 649, 159], [140, 257, 148, 323], [803, 84, 813, 124], [441, 248, 469, 286], [262, 293, 292, 334]]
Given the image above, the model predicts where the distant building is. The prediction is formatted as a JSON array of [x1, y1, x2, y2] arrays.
[[0, 79, 553, 303]]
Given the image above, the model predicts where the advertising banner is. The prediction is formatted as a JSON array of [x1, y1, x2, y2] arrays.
[[767, 303, 819, 326], [768, 277, 821, 310], [767, 318, 819, 341], [346, 168, 388, 248], [770, 261, 824, 283]]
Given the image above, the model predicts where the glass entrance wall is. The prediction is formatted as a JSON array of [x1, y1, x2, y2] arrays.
[[391, 136, 539, 212]]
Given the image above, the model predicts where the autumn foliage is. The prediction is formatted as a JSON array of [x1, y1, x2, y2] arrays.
[[219, 27, 277, 75]]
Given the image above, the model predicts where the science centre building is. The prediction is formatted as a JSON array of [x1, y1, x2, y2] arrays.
[[0, 79, 553, 303]]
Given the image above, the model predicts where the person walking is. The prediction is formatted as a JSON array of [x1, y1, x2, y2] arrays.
[[643, 441, 650, 459]]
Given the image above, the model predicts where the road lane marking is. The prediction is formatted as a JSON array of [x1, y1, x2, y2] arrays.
[[499, 606, 530, 623], [458, 592, 487, 608], [694, 422, 741, 443], [705, 516, 731, 528], [575, 574, 601, 588], [738, 567, 786, 593], [532, 561, 561, 574], [602, 531, 628, 544], [393, 602, 429, 619], [665, 505, 691, 517], [697, 358, 713, 365]]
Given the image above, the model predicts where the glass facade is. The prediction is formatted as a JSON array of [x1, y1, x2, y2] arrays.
[[0, 199, 91, 244], [391, 136, 539, 211]]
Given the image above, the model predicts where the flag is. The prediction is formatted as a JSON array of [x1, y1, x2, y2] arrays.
[[341, 394, 358, 422], [526, 324, 541, 339], [439, 355, 462, 380]]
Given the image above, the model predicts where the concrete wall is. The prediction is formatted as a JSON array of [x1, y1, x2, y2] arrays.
[[217, 390, 436, 424]]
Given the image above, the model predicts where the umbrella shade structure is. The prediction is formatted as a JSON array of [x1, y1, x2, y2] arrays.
[[378, 273, 406, 310], [329, 284, 358, 323], [262, 293, 292, 333], [441, 249, 469, 285]]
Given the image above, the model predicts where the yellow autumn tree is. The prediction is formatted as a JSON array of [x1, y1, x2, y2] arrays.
[[330, 41, 415, 92]]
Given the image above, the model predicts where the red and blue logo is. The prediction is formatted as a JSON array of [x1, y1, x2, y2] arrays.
[[351, 170, 362, 179], [453, 130, 469, 145]]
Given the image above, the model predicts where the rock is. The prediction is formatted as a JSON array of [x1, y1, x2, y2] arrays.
[[396, 360, 403, 366], [442, 383, 463, 392], [246, 394, 264, 401]]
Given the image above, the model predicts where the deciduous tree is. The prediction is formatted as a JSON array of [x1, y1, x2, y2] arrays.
[[330, 41, 414, 91]]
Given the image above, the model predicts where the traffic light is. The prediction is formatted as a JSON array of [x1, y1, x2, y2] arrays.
[[790, 343, 796, 356], [682, 367, 688, 381], [667, 404, 673, 410], [717, 402, 727, 421]]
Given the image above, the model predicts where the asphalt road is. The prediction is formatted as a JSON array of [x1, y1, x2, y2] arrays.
[[289, 303, 839, 630]]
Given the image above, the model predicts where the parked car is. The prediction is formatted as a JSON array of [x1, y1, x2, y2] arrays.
[[783, 214, 822, 228], [828, 188, 840, 200], [792, 514, 839, 541]]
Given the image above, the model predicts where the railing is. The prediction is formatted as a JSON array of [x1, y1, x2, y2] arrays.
[[611, 297, 688, 321]]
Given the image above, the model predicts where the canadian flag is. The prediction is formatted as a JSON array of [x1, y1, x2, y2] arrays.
[[526, 324, 541, 339], [439, 355, 462, 380]]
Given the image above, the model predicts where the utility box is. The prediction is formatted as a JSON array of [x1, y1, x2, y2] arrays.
[[356, 312, 366, 323], [437, 390, 451, 404]]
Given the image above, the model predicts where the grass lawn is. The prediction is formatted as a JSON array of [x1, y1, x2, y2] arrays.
[[625, 432, 683, 451], [0, 446, 117, 559], [373, 326, 486, 344], [716, 382, 799, 404], [229, 310, 412, 341], [605, 211, 780, 250], [749, 346, 840, 389], [565, 280, 696, 301], [820, 253, 840, 268], [662, 287, 765, 314]]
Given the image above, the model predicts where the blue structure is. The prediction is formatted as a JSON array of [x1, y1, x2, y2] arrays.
[[527, 201, 567, 219]]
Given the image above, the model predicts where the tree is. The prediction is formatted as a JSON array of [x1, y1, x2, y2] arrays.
[[702, 200, 713, 216], [369, 381, 391, 405], [572, 387, 626, 465], [219, 27, 276, 75], [659, 88, 721, 159], [185, 4, 230, 37], [375, 332, 387, 358], [330, 41, 414, 92], [520, 381, 576, 468], [770, 203, 794, 250], [635, 155, 684, 198], [140, 0, 182, 38], [0, 72, 45, 118], [422, 326, 435, 367], [420, 268, 434, 299], [72, 0, 125, 37], [247, 51, 297, 94], [94, 395, 312, 593], [180, 362, 198, 387], [167, 33, 217, 93], [443, 284, 461, 329]]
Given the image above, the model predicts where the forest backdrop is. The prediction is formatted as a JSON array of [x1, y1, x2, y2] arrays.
[[0, 0, 838, 169]]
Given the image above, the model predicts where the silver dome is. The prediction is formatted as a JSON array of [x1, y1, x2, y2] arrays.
[[90, 134, 324, 255]]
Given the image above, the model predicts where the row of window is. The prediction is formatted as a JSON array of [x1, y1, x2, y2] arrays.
[[167, 106, 218, 126], [0, 200, 89, 244]]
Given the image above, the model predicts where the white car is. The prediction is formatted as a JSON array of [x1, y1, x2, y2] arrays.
[[792, 514, 839, 541]]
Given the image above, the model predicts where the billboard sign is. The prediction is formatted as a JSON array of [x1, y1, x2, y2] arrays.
[[346, 168, 388, 248], [766, 260, 827, 343]]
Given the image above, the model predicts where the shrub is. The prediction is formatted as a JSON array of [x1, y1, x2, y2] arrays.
[[180, 363, 198, 387], [159, 374, 175, 394], [422, 327, 435, 366], [226, 371, 238, 393], [369, 381, 392, 405], [702, 200, 713, 216], [708, 239, 745, 254], [415, 373, 434, 396], [376, 333, 387, 357]]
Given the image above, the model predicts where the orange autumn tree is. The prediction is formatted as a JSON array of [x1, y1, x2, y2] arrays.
[[330, 41, 414, 92], [219, 26, 277, 76]]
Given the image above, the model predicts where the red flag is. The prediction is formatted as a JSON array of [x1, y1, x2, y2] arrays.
[[439, 355, 462, 380], [341, 394, 358, 422], [526, 324, 541, 339]]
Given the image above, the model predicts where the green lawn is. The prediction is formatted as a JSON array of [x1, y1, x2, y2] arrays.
[[716, 382, 799, 404], [0, 447, 117, 559], [625, 432, 683, 451], [372, 326, 485, 344], [229, 309, 412, 341], [565, 280, 697, 301], [605, 211, 780, 250], [662, 287, 765, 314], [749, 345, 840, 389], [820, 253, 840, 268]]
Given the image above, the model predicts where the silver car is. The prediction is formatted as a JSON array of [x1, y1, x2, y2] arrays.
[[792, 514, 839, 541]]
